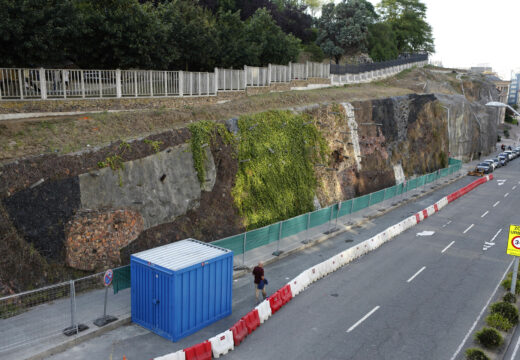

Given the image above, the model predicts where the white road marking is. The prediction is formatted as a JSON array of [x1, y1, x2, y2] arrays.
[[510, 329, 520, 360], [497, 179, 506, 186], [441, 241, 455, 253], [513, 185, 517, 190], [407, 266, 426, 283], [463, 224, 474, 234], [491, 229, 503, 242], [481, 211, 489, 218], [442, 220, 452, 228], [493, 201, 500, 207], [449, 260, 513, 360], [346, 306, 380, 333], [505, 192, 510, 198], [416, 231, 435, 237]]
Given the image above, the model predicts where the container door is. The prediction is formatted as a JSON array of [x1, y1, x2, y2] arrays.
[[152, 270, 169, 336]]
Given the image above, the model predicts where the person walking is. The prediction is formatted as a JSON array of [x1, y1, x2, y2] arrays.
[[252, 261, 267, 303]]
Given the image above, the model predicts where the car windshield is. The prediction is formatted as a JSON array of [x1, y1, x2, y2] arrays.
[[478, 163, 489, 167]]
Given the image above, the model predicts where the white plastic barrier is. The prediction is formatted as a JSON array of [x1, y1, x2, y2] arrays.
[[307, 266, 321, 283], [426, 205, 435, 216], [339, 247, 356, 265], [209, 330, 234, 358], [330, 254, 343, 272], [288, 272, 310, 296], [255, 299, 272, 323], [317, 261, 329, 278], [155, 350, 186, 360]]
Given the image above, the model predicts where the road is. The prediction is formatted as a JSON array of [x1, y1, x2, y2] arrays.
[[47, 158, 519, 360]]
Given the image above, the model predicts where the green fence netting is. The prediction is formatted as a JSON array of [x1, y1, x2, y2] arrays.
[[282, 214, 308, 238], [213, 234, 245, 255], [338, 199, 352, 217], [352, 194, 370, 212], [385, 185, 397, 199], [371, 189, 385, 205], [113, 265, 130, 295], [310, 207, 331, 228]]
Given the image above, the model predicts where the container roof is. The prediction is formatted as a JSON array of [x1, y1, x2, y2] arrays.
[[132, 238, 231, 271]]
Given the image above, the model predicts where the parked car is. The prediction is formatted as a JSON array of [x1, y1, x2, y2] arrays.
[[492, 158, 502, 168], [498, 154, 508, 165], [501, 152, 514, 161], [504, 150, 516, 160], [476, 162, 492, 174], [482, 159, 496, 171]]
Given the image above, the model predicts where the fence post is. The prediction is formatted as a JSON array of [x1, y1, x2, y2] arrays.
[[149, 71, 153, 97], [206, 72, 209, 95], [17, 69, 24, 100], [179, 71, 183, 96], [243, 65, 248, 89], [198, 72, 201, 96], [267, 64, 272, 86], [242, 232, 246, 266], [214, 68, 218, 94], [164, 71, 168, 96], [98, 70, 102, 98], [134, 71, 138, 97], [62, 280, 87, 336], [62, 70, 67, 99], [273, 222, 283, 256], [288, 62, 292, 82], [40, 68, 47, 100], [304, 212, 311, 243], [116, 69, 122, 98], [305, 61, 309, 80]]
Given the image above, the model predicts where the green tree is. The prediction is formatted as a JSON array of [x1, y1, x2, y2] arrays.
[[215, 10, 252, 68], [368, 22, 398, 61], [316, 0, 377, 64], [71, 0, 170, 69], [377, 0, 434, 53], [244, 8, 301, 66], [159, 0, 218, 71], [0, 0, 80, 67]]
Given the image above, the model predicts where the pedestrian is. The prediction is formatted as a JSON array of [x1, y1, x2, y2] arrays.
[[252, 261, 267, 303], [478, 151, 481, 160]]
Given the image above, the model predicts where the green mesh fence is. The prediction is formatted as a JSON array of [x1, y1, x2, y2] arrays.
[[310, 207, 331, 228], [113, 265, 130, 295], [352, 194, 370, 212], [246, 225, 274, 251], [282, 214, 308, 238], [338, 199, 352, 217], [213, 234, 245, 255], [385, 186, 397, 199], [371, 189, 385, 205]]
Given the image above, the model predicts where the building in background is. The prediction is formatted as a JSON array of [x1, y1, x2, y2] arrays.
[[483, 73, 510, 124], [508, 73, 520, 106]]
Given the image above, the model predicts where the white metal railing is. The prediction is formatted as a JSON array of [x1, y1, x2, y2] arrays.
[[0, 61, 331, 101]]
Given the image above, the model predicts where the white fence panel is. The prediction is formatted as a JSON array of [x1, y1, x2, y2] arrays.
[[246, 66, 268, 86], [270, 65, 290, 83], [291, 63, 306, 80]]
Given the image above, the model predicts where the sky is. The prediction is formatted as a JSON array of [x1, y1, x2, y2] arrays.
[[366, 0, 520, 80]]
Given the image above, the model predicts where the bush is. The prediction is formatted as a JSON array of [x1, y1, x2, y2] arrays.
[[503, 292, 517, 303], [497, 135, 501, 142], [485, 313, 513, 332], [490, 302, 519, 325], [474, 327, 503, 348], [504, 129, 510, 138], [465, 348, 490, 360], [501, 274, 520, 294]]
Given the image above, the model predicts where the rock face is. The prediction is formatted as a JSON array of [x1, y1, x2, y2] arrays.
[[65, 209, 144, 271]]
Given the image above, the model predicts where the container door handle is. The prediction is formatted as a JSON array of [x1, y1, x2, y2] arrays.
[[152, 298, 160, 305]]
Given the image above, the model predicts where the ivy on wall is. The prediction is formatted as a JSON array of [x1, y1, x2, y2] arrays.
[[232, 110, 328, 229]]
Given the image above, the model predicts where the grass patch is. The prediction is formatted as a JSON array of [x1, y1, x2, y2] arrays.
[[231, 110, 328, 229], [501, 272, 520, 294]]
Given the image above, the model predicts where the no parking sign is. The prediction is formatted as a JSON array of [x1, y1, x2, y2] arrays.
[[506, 225, 520, 256]]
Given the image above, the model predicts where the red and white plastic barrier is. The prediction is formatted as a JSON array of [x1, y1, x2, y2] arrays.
[[152, 174, 493, 360]]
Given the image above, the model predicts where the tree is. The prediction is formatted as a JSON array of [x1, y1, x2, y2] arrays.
[[215, 10, 252, 68], [271, 2, 313, 43], [377, 0, 434, 53], [316, 0, 377, 63], [244, 8, 300, 66], [367, 22, 398, 61], [159, 0, 218, 71]]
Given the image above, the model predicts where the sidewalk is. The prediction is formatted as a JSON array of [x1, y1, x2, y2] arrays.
[[1, 165, 473, 360]]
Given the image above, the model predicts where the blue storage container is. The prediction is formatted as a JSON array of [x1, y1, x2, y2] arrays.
[[131, 238, 233, 342]]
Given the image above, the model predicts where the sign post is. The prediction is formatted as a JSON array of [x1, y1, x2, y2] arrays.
[[506, 225, 520, 294], [94, 269, 118, 327]]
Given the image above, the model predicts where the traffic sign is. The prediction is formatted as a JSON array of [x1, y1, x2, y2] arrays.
[[103, 269, 114, 287], [506, 225, 520, 256]]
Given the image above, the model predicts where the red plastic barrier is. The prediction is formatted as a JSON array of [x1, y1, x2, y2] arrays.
[[242, 309, 260, 334], [422, 209, 428, 219], [434, 203, 439, 212], [269, 291, 283, 314], [279, 284, 293, 305], [184, 341, 212, 360], [415, 213, 421, 223], [230, 319, 248, 346]]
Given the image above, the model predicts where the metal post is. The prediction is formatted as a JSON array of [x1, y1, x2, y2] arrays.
[[190, 72, 194, 96], [214, 68, 219, 94], [164, 71, 168, 96], [273, 222, 283, 256], [244, 65, 248, 90], [349, 199, 354, 225], [116, 69, 122, 98], [179, 71, 184, 96], [334, 202, 340, 230], [512, 257, 519, 295], [206, 72, 209, 95], [98, 70, 102, 98], [40, 68, 47, 100], [328, 206, 333, 231], [134, 71, 138, 97], [198, 72, 201, 96], [268, 64, 272, 86], [62, 70, 67, 99], [302, 212, 311, 243], [150, 71, 153, 97], [242, 232, 246, 266], [63, 280, 88, 336], [18, 69, 24, 100]]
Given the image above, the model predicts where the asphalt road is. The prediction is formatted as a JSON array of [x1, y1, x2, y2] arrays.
[[47, 158, 519, 360]]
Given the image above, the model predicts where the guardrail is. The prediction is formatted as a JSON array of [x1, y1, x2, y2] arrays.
[[0, 61, 330, 101], [330, 54, 428, 75]]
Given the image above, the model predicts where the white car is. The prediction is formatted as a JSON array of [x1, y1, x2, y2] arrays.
[[483, 159, 496, 170], [504, 151, 515, 160]]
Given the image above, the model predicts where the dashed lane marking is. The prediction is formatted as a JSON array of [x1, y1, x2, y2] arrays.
[[493, 201, 500, 207], [481, 211, 489, 218], [505, 192, 510, 198], [346, 306, 380, 333], [442, 220, 452, 228], [441, 241, 455, 253], [463, 224, 474, 234], [407, 266, 426, 283], [483, 229, 502, 252]]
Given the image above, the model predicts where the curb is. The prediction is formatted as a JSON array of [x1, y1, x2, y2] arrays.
[[154, 172, 486, 360]]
